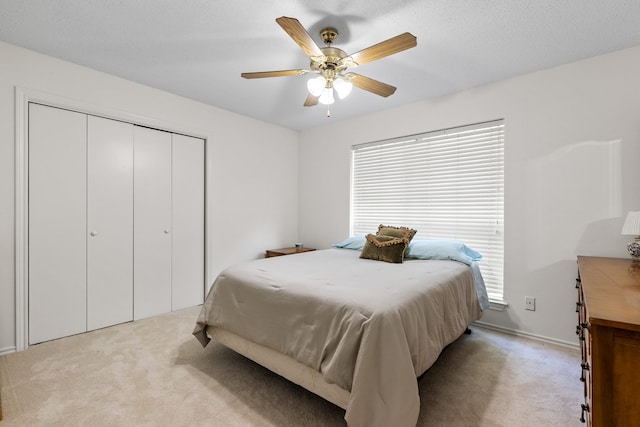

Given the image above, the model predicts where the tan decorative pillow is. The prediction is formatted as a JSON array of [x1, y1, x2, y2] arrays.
[[377, 224, 417, 242], [359, 234, 408, 263]]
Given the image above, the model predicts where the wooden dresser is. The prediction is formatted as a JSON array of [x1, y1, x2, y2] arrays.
[[576, 256, 640, 426]]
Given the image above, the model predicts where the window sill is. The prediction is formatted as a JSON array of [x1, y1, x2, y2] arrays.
[[488, 299, 508, 312]]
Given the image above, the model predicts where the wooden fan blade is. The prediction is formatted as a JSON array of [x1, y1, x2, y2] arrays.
[[350, 32, 417, 66], [304, 93, 319, 107], [349, 73, 397, 97], [276, 16, 324, 59], [241, 70, 306, 79], [304, 94, 320, 107]]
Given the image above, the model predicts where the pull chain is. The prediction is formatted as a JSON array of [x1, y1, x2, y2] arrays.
[[326, 107, 331, 118]]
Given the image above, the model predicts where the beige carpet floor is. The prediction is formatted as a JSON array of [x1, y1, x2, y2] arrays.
[[0, 306, 582, 426]]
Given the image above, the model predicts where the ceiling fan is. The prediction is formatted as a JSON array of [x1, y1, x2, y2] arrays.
[[241, 16, 417, 109]]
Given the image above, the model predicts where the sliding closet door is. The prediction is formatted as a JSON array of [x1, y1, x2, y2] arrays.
[[171, 134, 205, 310], [29, 104, 87, 344], [87, 116, 134, 331], [133, 126, 172, 320]]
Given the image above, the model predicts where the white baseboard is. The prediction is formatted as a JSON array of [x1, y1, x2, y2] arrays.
[[473, 321, 579, 349], [0, 346, 17, 356]]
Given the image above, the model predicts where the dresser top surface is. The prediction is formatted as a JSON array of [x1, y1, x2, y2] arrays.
[[577, 256, 640, 331]]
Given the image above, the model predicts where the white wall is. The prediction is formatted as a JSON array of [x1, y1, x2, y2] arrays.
[[0, 41, 299, 353], [4, 39, 639, 352], [298, 44, 640, 346]]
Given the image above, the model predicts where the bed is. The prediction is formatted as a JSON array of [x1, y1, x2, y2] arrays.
[[194, 237, 489, 427]]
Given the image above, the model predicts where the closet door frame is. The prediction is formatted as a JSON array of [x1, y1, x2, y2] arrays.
[[14, 87, 209, 352]]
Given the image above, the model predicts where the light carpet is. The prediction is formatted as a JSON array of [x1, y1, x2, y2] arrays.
[[0, 306, 582, 426]]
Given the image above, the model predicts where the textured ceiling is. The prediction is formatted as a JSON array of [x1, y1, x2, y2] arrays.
[[1, 1, 640, 131]]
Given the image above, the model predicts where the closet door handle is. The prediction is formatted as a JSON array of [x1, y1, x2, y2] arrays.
[[164, 229, 170, 234], [90, 231, 99, 236]]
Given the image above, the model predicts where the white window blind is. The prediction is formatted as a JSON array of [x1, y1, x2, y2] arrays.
[[351, 119, 504, 301]]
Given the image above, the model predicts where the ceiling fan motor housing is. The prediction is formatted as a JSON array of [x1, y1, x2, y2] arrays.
[[310, 47, 356, 83]]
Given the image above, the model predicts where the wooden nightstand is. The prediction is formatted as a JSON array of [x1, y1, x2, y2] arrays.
[[265, 247, 316, 258]]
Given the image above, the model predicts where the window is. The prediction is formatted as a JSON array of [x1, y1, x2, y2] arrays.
[[351, 120, 504, 302]]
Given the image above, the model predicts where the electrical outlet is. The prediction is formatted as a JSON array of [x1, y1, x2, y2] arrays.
[[525, 296, 536, 311]]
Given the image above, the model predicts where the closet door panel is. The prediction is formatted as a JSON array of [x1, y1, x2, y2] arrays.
[[28, 104, 87, 344], [134, 127, 172, 320], [171, 134, 205, 310], [87, 116, 134, 331]]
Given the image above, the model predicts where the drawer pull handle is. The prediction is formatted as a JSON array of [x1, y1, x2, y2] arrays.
[[580, 403, 590, 423], [580, 362, 589, 382], [576, 322, 589, 340]]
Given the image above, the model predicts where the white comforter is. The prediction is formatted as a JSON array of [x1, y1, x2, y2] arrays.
[[194, 248, 484, 427]]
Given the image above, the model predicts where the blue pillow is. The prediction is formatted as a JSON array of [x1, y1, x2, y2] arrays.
[[405, 239, 482, 265], [333, 235, 366, 250]]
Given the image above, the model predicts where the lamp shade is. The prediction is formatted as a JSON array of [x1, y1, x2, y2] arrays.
[[307, 76, 326, 97], [333, 77, 353, 99], [318, 87, 335, 105], [621, 211, 640, 235]]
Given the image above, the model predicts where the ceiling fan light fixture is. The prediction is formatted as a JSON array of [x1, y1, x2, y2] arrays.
[[307, 76, 326, 97], [241, 17, 417, 110], [333, 77, 353, 99], [318, 87, 335, 105]]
